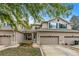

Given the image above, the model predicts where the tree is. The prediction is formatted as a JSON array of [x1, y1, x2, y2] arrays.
[[0, 3, 73, 30], [46, 3, 73, 18], [0, 4, 47, 30], [70, 15, 79, 30], [70, 15, 79, 25]]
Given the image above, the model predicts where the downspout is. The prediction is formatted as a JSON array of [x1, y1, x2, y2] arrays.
[[48, 22, 49, 29], [12, 29, 16, 45]]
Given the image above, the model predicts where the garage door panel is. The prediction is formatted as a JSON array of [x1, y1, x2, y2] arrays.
[[64, 36, 79, 45], [0, 37, 11, 45], [40, 36, 59, 45]]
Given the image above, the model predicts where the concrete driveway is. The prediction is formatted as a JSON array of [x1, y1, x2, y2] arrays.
[[41, 45, 79, 56]]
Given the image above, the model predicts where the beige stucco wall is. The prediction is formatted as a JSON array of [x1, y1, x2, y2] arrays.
[[41, 22, 48, 29], [15, 31, 24, 44], [36, 31, 79, 45], [67, 25, 72, 29]]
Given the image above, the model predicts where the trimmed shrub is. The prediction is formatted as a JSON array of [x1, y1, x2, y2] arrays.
[[19, 40, 33, 47]]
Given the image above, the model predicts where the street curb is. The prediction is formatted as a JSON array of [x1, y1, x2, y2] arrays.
[[40, 47, 45, 56]]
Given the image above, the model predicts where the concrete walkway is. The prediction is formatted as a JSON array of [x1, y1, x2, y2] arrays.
[[41, 45, 79, 56], [0, 45, 6, 51], [0, 44, 19, 51]]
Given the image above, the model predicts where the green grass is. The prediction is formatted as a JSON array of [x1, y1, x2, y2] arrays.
[[0, 47, 41, 56]]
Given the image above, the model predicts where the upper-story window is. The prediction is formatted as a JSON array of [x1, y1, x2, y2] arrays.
[[49, 22, 57, 29], [49, 22, 67, 29], [59, 23, 67, 28]]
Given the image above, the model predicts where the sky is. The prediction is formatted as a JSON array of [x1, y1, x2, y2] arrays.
[[29, 3, 79, 24], [66, 3, 79, 21], [72, 3, 79, 16]]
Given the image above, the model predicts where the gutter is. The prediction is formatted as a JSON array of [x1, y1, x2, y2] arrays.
[[36, 29, 79, 33]]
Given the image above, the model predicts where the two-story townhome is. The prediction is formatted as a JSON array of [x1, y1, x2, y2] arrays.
[[30, 17, 79, 45], [1, 17, 79, 46]]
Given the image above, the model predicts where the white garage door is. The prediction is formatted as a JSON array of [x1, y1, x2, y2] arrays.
[[0, 36, 11, 45], [40, 36, 59, 45], [64, 36, 79, 45]]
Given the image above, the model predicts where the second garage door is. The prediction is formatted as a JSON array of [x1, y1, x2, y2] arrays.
[[0, 36, 11, 45], [64, 36, 79, 45], [40, 36, 59, 45]]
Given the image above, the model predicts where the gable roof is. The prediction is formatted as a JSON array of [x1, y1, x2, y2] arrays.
[[56, 17, 70, 24], [32, 17, 71, 26], [42, 17, 71, 24]]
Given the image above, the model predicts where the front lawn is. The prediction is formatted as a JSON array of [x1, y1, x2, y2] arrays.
[[0, 47, 41, 56]]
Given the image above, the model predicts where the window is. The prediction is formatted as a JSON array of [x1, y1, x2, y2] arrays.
[[49, 22, 57, 29], [49, 22, 67, 29], [59, 24, 67, 28]]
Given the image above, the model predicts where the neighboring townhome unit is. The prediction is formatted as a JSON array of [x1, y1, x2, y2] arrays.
[[31, 17, 79, 45]]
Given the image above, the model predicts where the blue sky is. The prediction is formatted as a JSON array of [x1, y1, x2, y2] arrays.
[[29, 3, 79, 24], [72, 3, 79, 16], [66, 3, 79, 21]]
